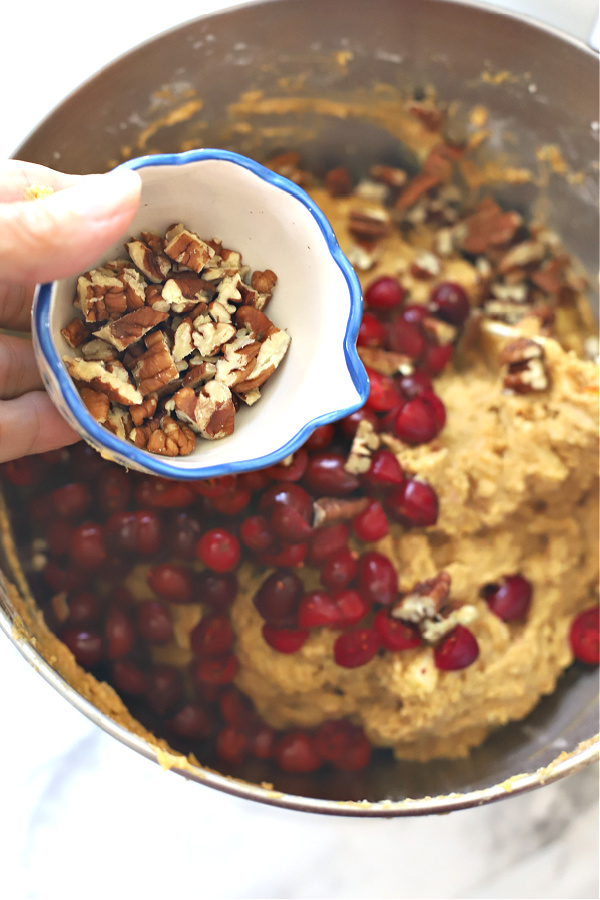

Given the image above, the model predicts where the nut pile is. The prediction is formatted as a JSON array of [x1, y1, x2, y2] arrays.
[[61, 225, 291, 456]]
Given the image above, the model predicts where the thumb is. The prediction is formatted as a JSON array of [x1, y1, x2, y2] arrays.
[[0, 168, 142, 283]]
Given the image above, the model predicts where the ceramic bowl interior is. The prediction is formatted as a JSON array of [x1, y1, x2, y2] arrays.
[[32, 150, 366, 479]]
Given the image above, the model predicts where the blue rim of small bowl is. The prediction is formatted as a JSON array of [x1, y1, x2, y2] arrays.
[[34, 148, 369, 481]]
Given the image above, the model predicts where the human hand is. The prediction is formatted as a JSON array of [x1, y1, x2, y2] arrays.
[[0, 160, 141, 462]]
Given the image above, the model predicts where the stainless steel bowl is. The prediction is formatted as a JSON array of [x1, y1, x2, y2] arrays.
[[3, 0, 598, 815]]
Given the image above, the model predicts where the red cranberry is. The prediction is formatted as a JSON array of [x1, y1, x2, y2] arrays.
[[1, 456, 44, 486], [313, 719, 371, 770], [97, 468, 131, 515], [105, 510, 162, 556], [145, 664, 184, 714], [190, 615, 233, 657], [365, 276, 405, 311], [320, 547, 357, 591], [50, 483, 92, 519], [219, 688, 258, 728], [303, 452, 360, 496], [352, 500, 389, 542], [262, 624, 309, 653], [236, 470, 272, 492], [191, 475, 236, 498], [306, 522, 350, 567], [135, 477, 195, 508], [429, 281, 470, 325], [167, 702, 215, 741], [365, 368, 401, 413], [69, 522, 106, 569], [111, 660, 148, 695], [334, 629, 380, 668], [196, 528, 240, 573], [240, 514, 274, 552], [251, 725, 277, 759], [357, 311, 386, 347], [45, 519, 74, 557], [210, 487, 252, 515], [148, 563, 195, 604], [104, 607, 135, 659], [394, 396, 441, 444], [304, 424, 335, 450], [387, 316, 426, 358], [420, 390, 446, 430], [569, 607, 599, 665], [420, 342, 453, 376], [363, 449, 404, 488], [434, 625, 479, 670], [483, 575, 532, 621], [339, 407, 380, 439], [137, 600, 174, 645], [60, 627, 104, 668], [275, 731, 322, 773], [43, 561, 89, 593], [66, 591, 102, 626], [398, 371, 433, 398], [298, 590, 340, 629], [373, 608, 422, 651], [196, 570, 238, 612], [259, 482, 313, 522], [253, 570, 303, 627], [270, 505, 312, 543], [357, 552, 397, 605], [258, 542, 307, 568], [387, 479, 439, 527], [70, 443, 108, 479], [264, 448, 308, 482], [166, 512, 203, 560], [216, 725, 250, 765], [331, 589, 370, 627], [403, 304, 430, 325], [190, 653, 238, 686], [379, 401, 406, 433]]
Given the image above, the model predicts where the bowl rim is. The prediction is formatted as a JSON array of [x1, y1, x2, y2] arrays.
[[33, 147, 368, 481]]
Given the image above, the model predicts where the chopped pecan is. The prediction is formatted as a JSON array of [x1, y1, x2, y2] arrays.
[[233, 326, 290, 393], [95, 307, 169, 352], [251, 269, 278, 294], [172, 318, 194, 362], [348, 207, 391, 243], [406, 100, 444, 132], [104, 405, 134, 440], [345, 419, 381, 474], [61, 318, 91, 349], [182, 361, 217, 389], [344, 244, 381, 271], [266, 151, 310, 186], [410, 251, 441, 279], [126, 237, 172, 283], [75, 269, 128, 322], [421, 316, 457, 346], [192, 321, 237, 357], [420, 605, 478, 642], [325, 167, 353, 197], [369, 165, 407, 188], [129, 393, 158, 427], [392, 572, 451, 623], [461, 197, 523, 255], [133, 330, 179, 397], [215, 331, 261, 387], [130, 414, 196, 457], [64, 357, 143, 406], [498, 240, 545, 273], [164, 224, 215, 272], [357, 346, 413, 376], [312, 496, 370, 528], [79, 387, 110, 423], [170, 382, 235, 440], [80, 339, 118, 362], [208, 300, 234, 323], [147, 273, 215, 313], [499, 337, 549, 394]]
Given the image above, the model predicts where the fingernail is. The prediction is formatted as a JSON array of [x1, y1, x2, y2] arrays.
[[58, 168, 142, 221]]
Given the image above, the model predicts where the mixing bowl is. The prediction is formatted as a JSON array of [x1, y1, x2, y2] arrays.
[[2, 0, 598, 815]]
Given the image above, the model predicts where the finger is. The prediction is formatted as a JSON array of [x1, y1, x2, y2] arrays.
[[0, 160, 83, 203], [0, 282, 34, 332], [0, 168, 142, 283], [0, 391, 80, 462], [0, 335, 45, 399]]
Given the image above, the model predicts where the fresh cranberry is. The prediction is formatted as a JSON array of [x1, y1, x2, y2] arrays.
[[1, 456, 44, 486], [166, 702, 215, 741], [135, 477, 195, 508], [166, 512, 203, 560], [45, 519, 74, 557], [373, 608, 422, 651], [111, 660, 148, 695], [403, 304, 431, 325], [66, 591, 102, 626], [105, 510, 162, 556], [190, 615, 233, 657], [304, 424, 335, 450], [365, 368, 401, 412], [253, 570, 303, 627], [104, 607, 136, 659], [190, 653, 238, 686], [196, 528, 240, 573], [363, 449, 404, 488], [270, 505, 312, 543], [352, 500, 389, 542], [262, 624, 309, 653], [303, 452, 360, 496], [264, 448, 308, 482], [339, 407, 380, 439], [216, 725, 250, 765], [43, 561, 89, 593], [429, 281, 470, 325], [97, 468, 131, 515], [320, 547, 357, 591], [483, 575, 532, 621], [219, 688, 258, 728], [259, 483, 313, 543], [387, 316, 426, 358], [50, 483, 92, 519], [394, 396, 441, 444], [365, 276, 405, 310], [69, 522, 106, 569], [275, 731, 322, 773], [136, 600, 174, 645], [145, 664, 184, 714], [434, 625, 479, 670], [357, 312, 386, 347], [191, 475, 235, 498], [379, 401, 406, 433], [29, 495, 53, 523], [70, 443, 108, 479], [420, 390, 446, 430], [387, 479, 439, 527], [331, 590, 370, 627], [334, 629, 380, 668], [420, 342, 453, 376], [60, 627, 104, 668], [258, 542, 307, 568], [148, 563, 195, 604], [197, 570, 238, 611], [398, 371, 433, 398], [251, 725, 277, 759], [298, 591, 340, 629], [210, 487, 252, 515], [357, 552, 397, 605], [313, 719, 371, 770], [569, 607, 599, 665], [240, 515, 274, 552], [306, 523, 350, 565]]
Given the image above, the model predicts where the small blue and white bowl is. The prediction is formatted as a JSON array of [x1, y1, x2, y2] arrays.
[[32, 149, 368, 480]]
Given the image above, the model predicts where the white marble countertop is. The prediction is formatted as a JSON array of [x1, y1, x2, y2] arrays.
[[1, 2, 598, 898]]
